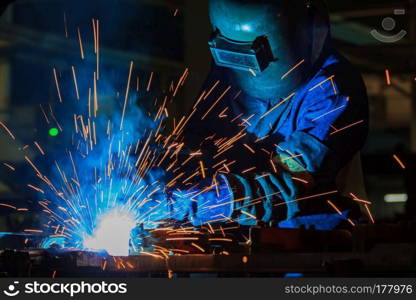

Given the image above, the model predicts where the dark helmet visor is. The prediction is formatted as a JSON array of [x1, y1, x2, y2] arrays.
[[208, 30, 275, 73]]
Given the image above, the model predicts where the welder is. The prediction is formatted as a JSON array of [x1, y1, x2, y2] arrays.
[[156, 0, 369, 231]]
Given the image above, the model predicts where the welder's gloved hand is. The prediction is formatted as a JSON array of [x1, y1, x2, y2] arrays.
[[170, 175, 234, 226]]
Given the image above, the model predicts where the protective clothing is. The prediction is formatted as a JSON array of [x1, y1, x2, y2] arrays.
[[169, 175, 234, 226], [169, 0, 369, 230], [180, 48, 369, 229], [153, 0, 369, 231]]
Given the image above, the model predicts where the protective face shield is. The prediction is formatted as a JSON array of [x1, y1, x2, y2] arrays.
[[208, 0, 330, 99], [208, 30, 275, 73]]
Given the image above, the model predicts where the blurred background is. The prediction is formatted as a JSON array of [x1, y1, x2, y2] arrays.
[[0, 0, 415, 233]]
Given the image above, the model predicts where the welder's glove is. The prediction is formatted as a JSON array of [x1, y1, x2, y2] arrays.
[[169, 174, 234, 226], [214, 132, 359, 229]]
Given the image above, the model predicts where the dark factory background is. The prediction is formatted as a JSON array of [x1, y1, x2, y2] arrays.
[[0, 0, 415, 233]]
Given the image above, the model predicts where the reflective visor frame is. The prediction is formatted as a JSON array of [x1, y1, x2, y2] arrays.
[[208, 30, 275, 73]]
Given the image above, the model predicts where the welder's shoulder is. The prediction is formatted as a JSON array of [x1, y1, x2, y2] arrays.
[[307, 51, 368, 101]]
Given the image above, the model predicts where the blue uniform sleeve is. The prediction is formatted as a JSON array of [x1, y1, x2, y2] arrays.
[[224, 88, 369, 228], [177, 57, 369, 229]]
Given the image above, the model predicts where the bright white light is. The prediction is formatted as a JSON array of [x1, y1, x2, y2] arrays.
[[241, 24, 252, 32], [384, 194, 408, 203], [83, 210, 136, 256]]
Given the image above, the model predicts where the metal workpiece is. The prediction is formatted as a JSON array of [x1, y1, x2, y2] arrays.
[[1, 222, 415, 277]]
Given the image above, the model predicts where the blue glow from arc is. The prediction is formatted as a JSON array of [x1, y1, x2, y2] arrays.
[[38, 64, 171, 252], [40, 236, 66, 249]]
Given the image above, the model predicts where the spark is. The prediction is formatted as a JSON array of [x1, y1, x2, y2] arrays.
[[327, 200, 342, 215], [230, 113, 243, 123], [364, 204, 375, 224], [147, 72, 154, 92], [201, 86, 232, 120], [385, 69, 391, 85], [349, 193, 372, 205], [248, 68, 256, 77], [92, 18, 97, 54], [24, 229, 43, 233], [120, 61, 134, 130], [330, 120, 364, 135], [233, 90, 242, 100], [191, 242, 205, 252], [39, 104, 50, 124], [218, 107, 229, 118], [275, 190, 338, 207], [96, 19, 100, 79], [281, 153, 303, 162], [0, 203, 16, 210], [270, 159, 278, 173], [71, 66, 80, 100], [34, 141, 45, 155], [347, 219, 356, 227], [330, 77, 338, 95], [260, 92, 295, 120], [53, 68, 63, 103], [24, 156, 43, 176], [27, 184, 44, 194], [0, 121, 16, 140], [240, 210, 257, 220], [281, 59, 305, 80], [242, 166, 256, 174], [199, 161, 206, 178], [203, 80, 220, 100], [93, 72, 98, 117], [309, 75, 335, 91], [206, 222, 215, 234], [292, 177, 309, 184], [165, 237, 199, 241], [256, 173, 270, 180], [3, 163, 15, 171], [312, 105, 346, 122], [77, 27, 85, 59], [243, 143, 255, 154], [208, 238, 232, 242], [393, 154, 406, 169]]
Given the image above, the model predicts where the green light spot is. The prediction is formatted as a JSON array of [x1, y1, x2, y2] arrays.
[[49, 128, 59, 137]]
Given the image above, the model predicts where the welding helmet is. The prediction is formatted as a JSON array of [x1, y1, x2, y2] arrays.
[[208, 0, 330, 99]]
